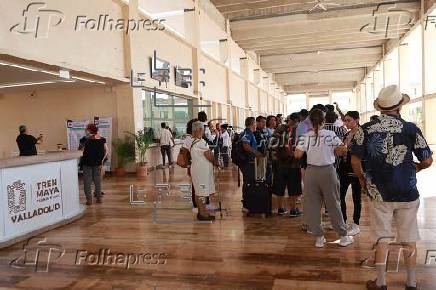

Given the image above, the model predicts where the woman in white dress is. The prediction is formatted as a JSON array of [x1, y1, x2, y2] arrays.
[[190, 121, 217, 221]]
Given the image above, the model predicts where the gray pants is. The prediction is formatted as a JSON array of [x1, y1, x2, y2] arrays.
[[304, 165, 347, 237], [83, 165, 102, 200]]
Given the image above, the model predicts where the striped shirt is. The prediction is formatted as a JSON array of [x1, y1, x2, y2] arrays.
[[324, 123, 348, 167], [324, 123, 348, 141]]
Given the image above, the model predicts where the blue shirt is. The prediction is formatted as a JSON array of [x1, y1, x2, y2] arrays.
[[351, 114, 432, 202], [241, 128, 257, 161], [296, 117, 312, 142], [266, 128, 274, 138]]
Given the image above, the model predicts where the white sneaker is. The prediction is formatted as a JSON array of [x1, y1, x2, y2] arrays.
[[206, 203, 217, 211], [347, 223, 360, 236], [315, 236, 326, 248], [339, 236, 354, 247]]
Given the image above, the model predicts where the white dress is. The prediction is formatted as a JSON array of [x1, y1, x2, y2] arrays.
[[190, 139, 215, 197]]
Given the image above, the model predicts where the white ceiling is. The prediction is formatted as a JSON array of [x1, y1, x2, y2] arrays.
[[211, 0, 420, 94], [0, 59, 110, 92]]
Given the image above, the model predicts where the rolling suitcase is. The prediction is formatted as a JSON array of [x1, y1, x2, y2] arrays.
[[244, 157, 272, 217]]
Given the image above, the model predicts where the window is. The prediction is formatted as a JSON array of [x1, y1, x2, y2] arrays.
[[308, 96, 329, 109], [425, 7, 436, 94], [402, 101, 423, 130], [384, 47, 399, 87], [366, 73, 375, 111], [332, 91, 353, 112], [425, 97, 436, 144], [287, 94, 307, 113], [360, 82, 367, 113], [142, 90, 192, 139], [399, 25, 423, 98], [373, 63, 384, 99]]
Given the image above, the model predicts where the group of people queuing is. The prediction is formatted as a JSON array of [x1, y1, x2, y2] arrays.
[[181, 84, 433, 290]]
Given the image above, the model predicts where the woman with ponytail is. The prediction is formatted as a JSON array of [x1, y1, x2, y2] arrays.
[[294, 109, 353, 248]]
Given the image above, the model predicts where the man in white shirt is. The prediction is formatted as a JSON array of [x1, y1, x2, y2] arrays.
[[220, 124, 230, 167], [158, 122, 174, 167], [198, 111, 216, 145]]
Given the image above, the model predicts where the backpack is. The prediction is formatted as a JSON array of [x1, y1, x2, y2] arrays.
[[231, 132, 249, 167]]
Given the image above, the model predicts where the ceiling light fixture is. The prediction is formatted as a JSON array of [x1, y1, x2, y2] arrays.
[[73, 76, 105, 84], [10, 64, 38, 72], [0, 80, 75, 89]]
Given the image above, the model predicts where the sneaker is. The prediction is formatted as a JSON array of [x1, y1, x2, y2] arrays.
[[242, 207, 250, 213], [348, 223, 361, 236], [366, 280, 387, 290], [339, 236, 354, 247], [315, 236, 326, 248], [192, 207, 199, 214], [277, 208, 287, 215], [197, 213, 215, 221], [206, 203, 218, 211], [289, 208, 303, 217]]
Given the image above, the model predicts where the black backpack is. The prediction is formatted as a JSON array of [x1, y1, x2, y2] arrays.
[[231, 132, 250, 167]]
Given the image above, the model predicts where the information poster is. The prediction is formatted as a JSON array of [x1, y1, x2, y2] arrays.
[[94, 117, 113, 171], [2, 162, 63, 236], [66, 120, 89, 151]]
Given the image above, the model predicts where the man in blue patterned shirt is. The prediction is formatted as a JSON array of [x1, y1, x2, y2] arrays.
[[351, 85, 433, 290]]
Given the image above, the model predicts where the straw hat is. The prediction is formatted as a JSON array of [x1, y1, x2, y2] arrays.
[[374, 85, 410, 111]]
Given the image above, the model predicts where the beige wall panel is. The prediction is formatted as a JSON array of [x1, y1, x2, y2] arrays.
[[259, 90, 268, 114], [0, 85, 122, 158], [229, 73, 246, 108], [248, 83, 259, 111], [199, 54, 226, 104], [0, 0, 126, 80]]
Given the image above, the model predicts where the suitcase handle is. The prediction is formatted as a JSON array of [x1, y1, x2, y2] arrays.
[[254, 156, 267, 181]]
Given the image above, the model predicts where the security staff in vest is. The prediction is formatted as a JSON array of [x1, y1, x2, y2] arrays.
[[16, 125, 43, 156]]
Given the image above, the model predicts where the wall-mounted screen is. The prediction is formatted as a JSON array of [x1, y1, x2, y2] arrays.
[[150, 50, 170, 83]]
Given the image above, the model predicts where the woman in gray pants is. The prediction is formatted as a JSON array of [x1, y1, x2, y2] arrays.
[[81, 124, 108, 205], [294, 109, 353, 248]]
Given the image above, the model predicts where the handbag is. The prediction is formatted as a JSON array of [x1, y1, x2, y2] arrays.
[[177, 147, 190, 168]]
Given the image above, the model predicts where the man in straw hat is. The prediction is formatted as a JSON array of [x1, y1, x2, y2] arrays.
[[350, 85, 433, 290]]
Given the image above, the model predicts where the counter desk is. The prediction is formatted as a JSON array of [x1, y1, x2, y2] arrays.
[[0, 151, 85, 248]]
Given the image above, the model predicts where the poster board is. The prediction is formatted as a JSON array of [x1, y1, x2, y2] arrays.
[[66, 120, 89, 151]]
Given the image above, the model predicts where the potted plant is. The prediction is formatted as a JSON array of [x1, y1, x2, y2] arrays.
[[127, 128, 154, 178], [112, 136, 136, 177]]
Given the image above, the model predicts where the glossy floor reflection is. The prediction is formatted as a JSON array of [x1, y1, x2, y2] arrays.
[[0, 165, 435, 290]]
